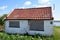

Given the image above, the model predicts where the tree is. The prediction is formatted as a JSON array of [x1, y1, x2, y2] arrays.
[[0, 14, 7, 25], [0, 14, 7, 19], [0, 19, 3, 25]]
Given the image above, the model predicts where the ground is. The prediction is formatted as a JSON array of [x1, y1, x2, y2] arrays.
[[53, 27, 60, 40], [0, 26, 60, 40]]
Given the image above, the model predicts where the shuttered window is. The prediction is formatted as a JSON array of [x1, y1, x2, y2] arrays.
[[28, 20, 44, 31], [9, 21, 20, 28]]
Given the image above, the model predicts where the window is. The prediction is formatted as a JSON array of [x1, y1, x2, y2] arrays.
[[50, 21, 53, 24], [28, 20, 44, 31], [9, 21, 20, 28]]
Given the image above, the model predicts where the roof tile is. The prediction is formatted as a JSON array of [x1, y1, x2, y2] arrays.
[[6, 7, 53, 20]]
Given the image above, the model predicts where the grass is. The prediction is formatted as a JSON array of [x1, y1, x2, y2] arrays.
[[53, 26, 60, 40], [0, 26, 60, 40], [0, 33, 53, 40]]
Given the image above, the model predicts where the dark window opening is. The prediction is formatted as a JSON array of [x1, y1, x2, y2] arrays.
[[50, 21, 53, 24], [9, 21, 20, 28], [28, 20, 44, 31]]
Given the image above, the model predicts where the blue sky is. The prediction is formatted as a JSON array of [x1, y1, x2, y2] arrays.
[[0, 0, 60, 20]]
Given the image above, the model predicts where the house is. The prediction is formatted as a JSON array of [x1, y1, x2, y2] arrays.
[[54, 20, 60, 26], [4, 7, 53, 36]]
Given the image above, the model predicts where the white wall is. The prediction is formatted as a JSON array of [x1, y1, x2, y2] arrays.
[[5, 20, 28, 34], [28, 20, 53, 36], [44, 20, 53, 36], [5, 20, 53, 36]]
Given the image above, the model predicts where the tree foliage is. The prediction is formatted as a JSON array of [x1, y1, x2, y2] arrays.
[[0, 14, 7, 25]]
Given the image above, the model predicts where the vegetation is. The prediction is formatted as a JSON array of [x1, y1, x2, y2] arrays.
[[0, 26, 59, 40], [0, 14, 7, 25], [0, 14, 7, 31], [53, 26, 60, 40], [0, 32, 53, 40]]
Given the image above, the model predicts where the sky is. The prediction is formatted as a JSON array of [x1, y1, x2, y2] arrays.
[[0, 0, 60, 20]]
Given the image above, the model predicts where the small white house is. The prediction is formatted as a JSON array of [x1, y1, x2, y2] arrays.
[[4, 7, 53, 36]]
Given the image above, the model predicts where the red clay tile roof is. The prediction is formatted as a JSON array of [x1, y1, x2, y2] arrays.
[[5, 7, 53, 20]]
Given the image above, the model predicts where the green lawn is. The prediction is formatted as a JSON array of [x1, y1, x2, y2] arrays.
[[53, 26, 60, 40], [0, 26, 60, 40]]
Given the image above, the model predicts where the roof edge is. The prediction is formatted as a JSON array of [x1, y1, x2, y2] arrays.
[[4, 18, 53, 21], [14, 7, 51, 10]]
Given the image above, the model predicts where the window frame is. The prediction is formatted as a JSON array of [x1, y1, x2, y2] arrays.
[[9, 21, 20, 28], [28, 20, 44, 31]]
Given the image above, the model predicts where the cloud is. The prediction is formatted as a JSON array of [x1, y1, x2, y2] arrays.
[[38, 0, 50, 4], [32, 4, 51, 8], [37, 5, 50, 7], [24, 1, 31, 6], [0, 6, 8, 10], [18, 7, 25, 9]]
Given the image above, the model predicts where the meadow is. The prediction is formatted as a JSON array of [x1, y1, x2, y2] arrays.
[[0, 26, 60, 40]]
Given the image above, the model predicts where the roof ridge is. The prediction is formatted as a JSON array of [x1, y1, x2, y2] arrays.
[[14, 7, 51, 10]]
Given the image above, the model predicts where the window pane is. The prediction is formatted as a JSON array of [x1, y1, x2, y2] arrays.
[[9, 21, 20, 28], [28, 20, 44, 31]]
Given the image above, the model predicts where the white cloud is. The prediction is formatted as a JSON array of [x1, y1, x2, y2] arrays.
[[33, 4, 51, 8], [38, 0, 50, 4], [19, 7, 25, 8], [24, 1, 31, 6], [33, 0, 53, 8], [36, 5, 50, 7], [0, 6, 8, 10]]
